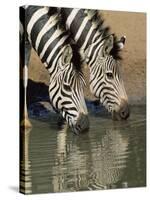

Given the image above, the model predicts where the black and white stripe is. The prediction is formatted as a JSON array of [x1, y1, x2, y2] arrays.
[[60, 8, 129, 120], [20, 6, 89, 134]]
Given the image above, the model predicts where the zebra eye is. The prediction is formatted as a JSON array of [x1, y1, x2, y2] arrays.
[[64, 84, 71, 91], [106, 72, 113, 79]]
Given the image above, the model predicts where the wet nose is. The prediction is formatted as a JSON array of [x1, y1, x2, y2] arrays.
[[76, 113, 89, 133], [119, 99, 130, 120]]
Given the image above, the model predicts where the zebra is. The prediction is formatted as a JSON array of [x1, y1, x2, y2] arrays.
[[20, 6, 89, 134], [59, 8, 130, 120]]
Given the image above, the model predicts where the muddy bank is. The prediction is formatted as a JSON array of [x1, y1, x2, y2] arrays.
[[28, 10, 146, 105]]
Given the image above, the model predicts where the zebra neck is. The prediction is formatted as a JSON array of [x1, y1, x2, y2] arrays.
[[80, 32, 104, 66], [60, 8, 105, 64], [47, 46, 66, 80], [25, 6, 69, 72]]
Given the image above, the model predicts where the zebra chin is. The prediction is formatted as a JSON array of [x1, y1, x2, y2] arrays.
[[111, 99, 130, 121], [69, 113, 89, 134]]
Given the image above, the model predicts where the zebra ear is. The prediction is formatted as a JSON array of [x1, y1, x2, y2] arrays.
[[62, 45, 73, 65], [102, 34, 114, 56], [116, 36, 126, 50]]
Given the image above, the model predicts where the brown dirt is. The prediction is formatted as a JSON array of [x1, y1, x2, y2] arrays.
[[28, 10, 146, 105]]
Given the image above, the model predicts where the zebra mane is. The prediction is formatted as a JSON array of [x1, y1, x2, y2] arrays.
[[70, 44, 84, 71], [48, 7, 83, 72], [84, 9, 122, 60], [48, 7, 68, 35]]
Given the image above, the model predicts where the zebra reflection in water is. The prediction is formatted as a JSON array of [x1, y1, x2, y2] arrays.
[[52, 125, 129, 192]]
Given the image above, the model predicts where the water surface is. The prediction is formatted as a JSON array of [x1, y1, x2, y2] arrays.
[[20, 106, 146, 194]]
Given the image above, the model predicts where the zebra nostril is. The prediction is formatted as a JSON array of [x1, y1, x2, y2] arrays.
[[120, 110, 126, 118], [120, 105, 130, 120], [76, 113, 89, 132]]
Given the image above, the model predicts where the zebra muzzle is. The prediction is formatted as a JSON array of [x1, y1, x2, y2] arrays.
[[112, 99, 130, 120], [75, 113, 89, 134]]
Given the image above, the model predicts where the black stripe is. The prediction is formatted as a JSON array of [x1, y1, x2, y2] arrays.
[[49, 81, 57, 92], [37, 24, 57, 55], [55, 96, 62, 109], [77, 20, 91, 47], [61, 8, 73, 18], [90, 69, 103, 86], [30, 13, 50, 49], [107, 100, 117, 105], [65, 107, 77, 112], [61, 89, 73, 99], [88, 43, 101, 65], [70, 10, 85, 39], [20, 7, 25, 27], [73, 85, 81, 105], [51, 86, 60, 103], [61, 101, 72, 105], [101, 91, 117, 99], [84, 28, 97, 50], [25, 6, 43, 29], [93, 81, 105, 95], [46, 52, 62, 71], [70, 73, 76, 87], [63, 110, 76, 119], [46, 52, 61, 70], [101, 86, 115, 92], [103, 96, 117, 104]]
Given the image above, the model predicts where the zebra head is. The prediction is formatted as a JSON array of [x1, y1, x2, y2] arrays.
[[49, 45, 89, 134], [89, 35, 130, 120]]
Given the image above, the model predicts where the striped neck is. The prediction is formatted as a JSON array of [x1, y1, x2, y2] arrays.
[[60, 9, 109, 63], [25, 6, 69, 69], [83, 34, 105, 66], [47, 45, 68, 80]]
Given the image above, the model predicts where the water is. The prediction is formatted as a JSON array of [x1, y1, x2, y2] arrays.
[[20, 106, 146, 194]]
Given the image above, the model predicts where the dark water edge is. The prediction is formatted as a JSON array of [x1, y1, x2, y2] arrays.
[[20, 105, 146, 194]]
